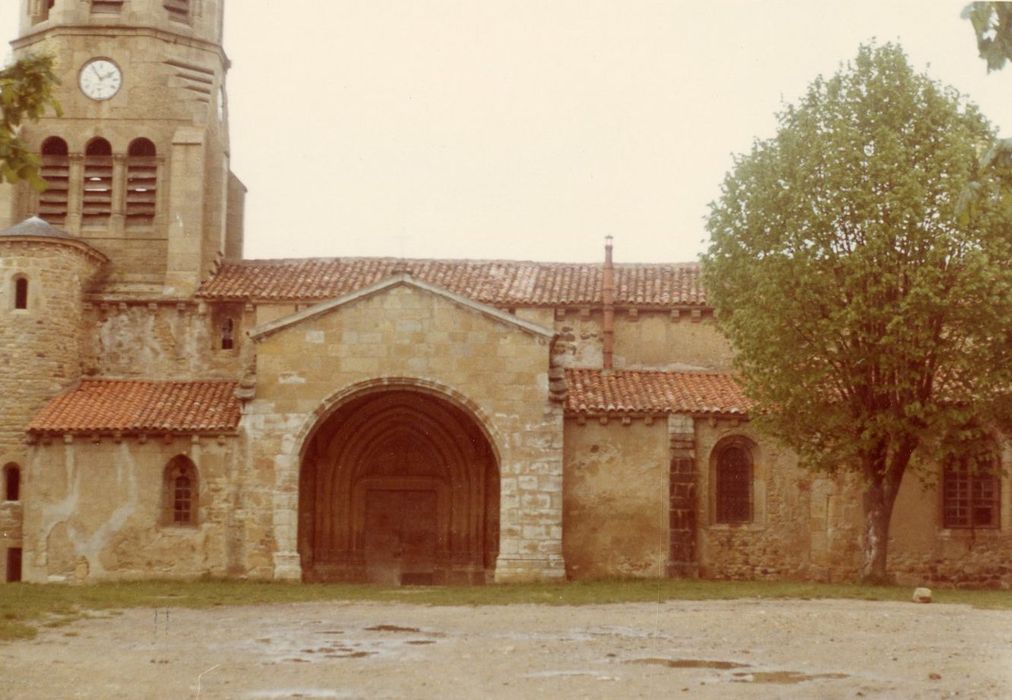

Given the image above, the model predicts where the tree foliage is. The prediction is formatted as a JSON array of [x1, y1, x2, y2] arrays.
[[703, 43, 1012, 582], [963, 2, 1012, 72], [0, 54, 60, 188]]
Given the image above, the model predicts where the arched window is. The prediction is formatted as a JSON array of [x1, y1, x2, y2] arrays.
[[164, 0, 190, 22], [943, 447, 1000, 529], [126, 138, 157, 226], [82, 138, 113, 226], [714, 440, 753, 524], [163, 456, 198, 526], [220, 317, 235, 350], [13, 276, 29, 310], [3, 463, 19, 501], [39, 137, 69, 226], [34, 0, 55, 23]]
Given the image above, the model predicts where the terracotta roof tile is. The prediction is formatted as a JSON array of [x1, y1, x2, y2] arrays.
[[565, 368, 751, 416], [28, 380, 241, 434], [196, 257, 705, 307]]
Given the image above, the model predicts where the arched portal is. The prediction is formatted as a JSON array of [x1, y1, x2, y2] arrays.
[[299, 388, 499, 585]]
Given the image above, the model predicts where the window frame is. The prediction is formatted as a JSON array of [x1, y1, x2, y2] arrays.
[[941, 448, 1001, 530], [162, 456, 199, 527], [711, 437, 756, 525]]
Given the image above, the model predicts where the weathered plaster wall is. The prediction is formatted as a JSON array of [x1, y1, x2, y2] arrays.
[[248, 282, 564, 582], [82, 301, 248, 378], [20, 435, 251, 583], [563, 417, 670, 579]]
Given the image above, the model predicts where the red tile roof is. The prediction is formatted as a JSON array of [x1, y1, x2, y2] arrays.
[[565, 368, 751, 416], [28, 380, 241, 435], [196, 257, 706, 307]]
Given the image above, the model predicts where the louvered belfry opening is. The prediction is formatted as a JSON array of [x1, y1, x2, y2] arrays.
[[82, 138, 113, 226], [164, 0, 190, 22], [126, 138, 157, 226], [91, 0, 125, 13], [39, 137, 69, 225]]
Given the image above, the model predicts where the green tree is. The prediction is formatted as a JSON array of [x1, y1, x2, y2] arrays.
[[703, 43, 1012, 584], [0, 54, 60, 188], [963, 2, 1012, 71]]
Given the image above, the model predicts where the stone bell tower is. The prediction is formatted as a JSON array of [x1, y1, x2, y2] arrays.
[[0, 0, 244, 296]]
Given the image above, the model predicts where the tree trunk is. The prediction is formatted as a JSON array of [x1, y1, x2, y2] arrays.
[[860, 480, 898, 585]]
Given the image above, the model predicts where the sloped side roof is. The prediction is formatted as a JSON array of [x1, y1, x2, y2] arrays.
[[196, 257, 706, 307], [28, 380, 241, 434], [565, 368, 751, 416]]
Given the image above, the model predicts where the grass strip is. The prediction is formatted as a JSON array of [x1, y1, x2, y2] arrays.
[[2, 578, 1010, 641]]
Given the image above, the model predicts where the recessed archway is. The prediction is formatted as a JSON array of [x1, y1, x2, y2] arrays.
[[299, 387, 499, 585]]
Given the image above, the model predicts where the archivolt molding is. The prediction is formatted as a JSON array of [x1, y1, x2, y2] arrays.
[[290, 376, 505, 465]]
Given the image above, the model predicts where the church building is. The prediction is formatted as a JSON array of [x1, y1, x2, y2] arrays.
[[1, 1, 1009, 587]]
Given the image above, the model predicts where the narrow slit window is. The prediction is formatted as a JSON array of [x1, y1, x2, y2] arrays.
[[39, 137, 69, 226], [3, 464, 19, 502], [14, 277, 29, 310], [220, 317, 235, 350], [82, 138, 113, 226], [126, 138, 157, 226]]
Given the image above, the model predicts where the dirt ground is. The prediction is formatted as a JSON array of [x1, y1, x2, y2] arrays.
[[1, 597, 1010, 699]]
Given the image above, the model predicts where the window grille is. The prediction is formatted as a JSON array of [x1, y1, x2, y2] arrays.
[[943, 453, 1000, 529], [126, 138, 157, 225], [39, 137, 69, 226], [716, 444, 752, 523], [164, 456, 198, 526], [82, 138, 113, 226]]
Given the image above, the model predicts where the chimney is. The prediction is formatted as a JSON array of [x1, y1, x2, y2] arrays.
[[602, 235, 615, 370]]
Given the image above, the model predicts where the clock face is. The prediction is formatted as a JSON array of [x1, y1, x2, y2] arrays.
[[79, 59, 122, 101]]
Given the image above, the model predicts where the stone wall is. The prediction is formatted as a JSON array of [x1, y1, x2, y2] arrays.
[[248, 280, 564, 582], [0, 238, 104, 476], [562, 417, 670, 579], [695, 418, 813, 580], [1, 500, 23, 582], [20, 434, 250, 583]]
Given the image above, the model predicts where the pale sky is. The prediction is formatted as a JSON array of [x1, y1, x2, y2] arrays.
[[2, 1, 1010, 263]]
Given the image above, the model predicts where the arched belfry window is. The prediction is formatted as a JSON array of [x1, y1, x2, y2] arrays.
[[34, 0, 55, 23], [13, 276, 29, 310], [39, 137, 69, 226], [91, 0, 124, 13], [163, 456, 198, 526], [83, 138, 113, 226], [3, 463, 20, 501], [126, 138, 157, 226], [164, 0, 190, 22], [714, 439, 753, 524]]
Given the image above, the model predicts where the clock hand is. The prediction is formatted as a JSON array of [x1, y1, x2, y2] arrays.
[[91, 65, 102, 80]]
